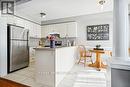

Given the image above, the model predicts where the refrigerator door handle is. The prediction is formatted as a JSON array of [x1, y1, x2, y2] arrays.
[[27, 30, 29, 41]]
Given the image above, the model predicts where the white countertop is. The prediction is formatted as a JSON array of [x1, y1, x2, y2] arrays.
[[107, 57, 130, 70], [34, 46, 76, 51]]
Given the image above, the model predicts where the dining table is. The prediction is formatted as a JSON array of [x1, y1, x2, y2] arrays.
[[88, 49, 111, 70]]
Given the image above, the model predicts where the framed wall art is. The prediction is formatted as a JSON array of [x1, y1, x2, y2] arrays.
[[1, 1, 14, 14], [87, 24, 109, 40]]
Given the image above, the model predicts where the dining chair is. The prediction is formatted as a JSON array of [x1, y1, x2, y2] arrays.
[[104, 51, 112, 56], [77, 45, 93, 67]]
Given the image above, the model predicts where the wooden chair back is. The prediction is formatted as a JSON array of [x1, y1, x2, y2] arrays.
[[78, 45, 92, 57]]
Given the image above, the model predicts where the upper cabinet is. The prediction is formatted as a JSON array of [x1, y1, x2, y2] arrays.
[[24, 20, 41, 38], [32, 23, 41, 38], [41, 22, 77, 38], [66, 22, 77, 37], [41, 25, 53, 38], [3, 15, 41, 38], [54, 23, 67, 37], [15, 17, 24, 27], [35, 24, 41, 38]]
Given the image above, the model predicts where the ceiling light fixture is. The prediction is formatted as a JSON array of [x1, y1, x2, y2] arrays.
[[98, 0, 106, 10], [98, 0, 105, 5], [40, 12, 46, 18]]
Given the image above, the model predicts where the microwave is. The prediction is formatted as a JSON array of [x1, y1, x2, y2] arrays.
[[55, 41, 62, 46]]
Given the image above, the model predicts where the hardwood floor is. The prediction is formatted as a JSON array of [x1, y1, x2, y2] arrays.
[[0, 77, 30, 87]]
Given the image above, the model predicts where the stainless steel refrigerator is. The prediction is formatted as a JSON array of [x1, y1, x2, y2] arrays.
[[7, 24, 29, 73]]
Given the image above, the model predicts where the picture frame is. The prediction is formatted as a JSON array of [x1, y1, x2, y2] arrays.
[[1, 1, 14, 14], [87, 24, 109, 40]]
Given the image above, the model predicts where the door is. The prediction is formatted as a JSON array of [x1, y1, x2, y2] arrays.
[[10, 40, 29, 72]]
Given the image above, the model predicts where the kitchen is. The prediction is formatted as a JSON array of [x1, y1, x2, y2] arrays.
[[0, 15, 79, 87], [0, 0, 82, 86], [0, 0, 130, 87]]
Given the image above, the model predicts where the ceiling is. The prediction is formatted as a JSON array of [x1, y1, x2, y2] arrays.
[[15, 0, 129, 24]]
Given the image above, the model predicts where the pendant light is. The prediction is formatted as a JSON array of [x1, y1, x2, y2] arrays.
[[40, 12, 46, 18], [98, 0, 106, 10]]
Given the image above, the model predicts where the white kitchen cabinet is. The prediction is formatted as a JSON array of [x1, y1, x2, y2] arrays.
[[41, 22, 77, 38], [47, 25, 54, 33], [3, 15, 15, 25], [24, 21, 41, 38], [41, 26, 46, 37], [15, 17, 24, 27], [24, 21, 34, 37], [24, 20, 32, 37], [35, 47, 77, 86], [29, 47, 35, 62], [41, 25, 54, 37], [27, 22, 34, 37], [54, 23, 67, 37], [24, 20, 30, 29], [4, 15, 24, 27], [33, 24, 41, 38], [36, 24, 41, 38], [41, 26, 48, 38], [67, 22, 77, 37], [32, 23, 37, 38]]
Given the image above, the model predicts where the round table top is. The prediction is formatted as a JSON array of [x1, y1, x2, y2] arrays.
[[89, 49, 109, 54]]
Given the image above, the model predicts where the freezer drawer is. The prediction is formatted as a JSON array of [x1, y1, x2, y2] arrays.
[[9, 40, 29, 72]]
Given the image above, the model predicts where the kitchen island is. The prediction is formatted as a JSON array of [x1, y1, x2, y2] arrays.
[[34, 46, 77, 87]]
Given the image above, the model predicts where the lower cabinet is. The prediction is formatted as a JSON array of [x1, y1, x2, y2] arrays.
[[35, 47, 77, 87], [29, 47, 35, 62]]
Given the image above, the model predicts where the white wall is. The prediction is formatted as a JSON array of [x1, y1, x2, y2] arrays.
[[0, 17, 7, 76], [76, 13, 113, 47], [129, 16, 130, 48], [42, 12, 113, 48]]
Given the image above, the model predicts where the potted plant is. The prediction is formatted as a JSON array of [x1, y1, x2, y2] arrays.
[[96, 44, 101, 49]]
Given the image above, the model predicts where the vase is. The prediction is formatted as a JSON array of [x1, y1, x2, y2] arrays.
[[50, 40, 55, 48]]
